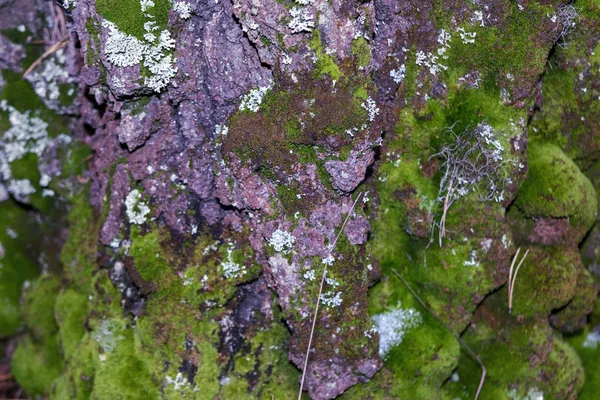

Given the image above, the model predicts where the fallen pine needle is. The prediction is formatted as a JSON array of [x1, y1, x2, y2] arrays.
[[22, 38, 68, 79]]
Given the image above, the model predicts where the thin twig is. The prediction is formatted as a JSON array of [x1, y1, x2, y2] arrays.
[[22, 38, 68, 79], [298, 193, 363, 399], [391, 268, 486, 400]]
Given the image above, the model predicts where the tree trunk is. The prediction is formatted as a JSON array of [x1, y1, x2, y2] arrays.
[[1, 0, 599, 399]]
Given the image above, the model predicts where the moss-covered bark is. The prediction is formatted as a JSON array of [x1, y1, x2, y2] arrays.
[[1, 0, 599, 399]]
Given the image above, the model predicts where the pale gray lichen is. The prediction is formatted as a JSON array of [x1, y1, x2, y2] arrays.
[[221, 243, 246, 279], [582, 330, 600, 349], [102, 9, 177, 92], [372, 302, 422, 358], [288, 7, 315, 34], [239, 86, 270, 112], [91, 319, 125, 354], [172, 1, 193, 20], [124, 189, 151, 225], [0, 100, 52, 202], [267, 229, 295, 253], [25, 49, 72, 102]]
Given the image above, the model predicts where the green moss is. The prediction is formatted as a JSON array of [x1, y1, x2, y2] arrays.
[[511, 246, 580, 318], [51, 334, 99, 400], [343, 276, 460, 399], [309, 30, 342, 80], [0, 201, 39, 338], [91, 327, 161, 400], [443, 2, 554, 98], [95, 0, 171, 40], [351, 37, 371, 68], [60, 187, 99, 291], [129, 224, 172, 283], [22, 275, 60, 340], [54, 289, 89, 359], [1, 27, 31, 44], [11, 335, 64, 397], [515, 142, 597, 230]]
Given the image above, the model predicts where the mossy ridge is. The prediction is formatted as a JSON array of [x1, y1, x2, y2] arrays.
[[445, 1, 555, 100], [11, 275, 64, 397], [550, 267, 598, 333], [286, 231, 380, 365], [442, 289, 584, 399], [515, 142, 597, 231], [509, 245, 580, 318], [341, 273, 460, 399]]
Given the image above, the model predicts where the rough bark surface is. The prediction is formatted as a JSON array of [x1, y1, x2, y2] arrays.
[[1, 0, 600, 399]]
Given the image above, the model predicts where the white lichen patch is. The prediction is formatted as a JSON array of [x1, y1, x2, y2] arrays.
[[508, 387, 545, 400], [268, 229, 295, 253], [221, 243, 246, 279], [390, 64, 406, 84], [457, 27, 477, 44], [102, 5, 177, 92], [372, 302, 422, 358], [288, 7, 315, 33], [582, 330, 600, 349], [320, 291, 342, 307], [165, 372, 190, 391], [26, 49, 71, 101], [463, 250, 480, 267], [239, 86, 270, 112], [62, 0, 78, 8], [361, 96, 380, 122], [0, 100, 54, 202], [92, 319, 124, 354], [125, 189, 151, 225], [173, 1, 192, 19]]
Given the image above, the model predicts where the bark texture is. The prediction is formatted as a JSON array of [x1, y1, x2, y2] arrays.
[[1, 0, 600, 399]]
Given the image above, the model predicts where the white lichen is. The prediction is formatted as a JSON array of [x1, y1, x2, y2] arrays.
[[62, 0, 78, 8], [582, 330, 600, 349], [288, 7, 315, 33], [390, 64, 406, 84], [268, 229, 295, 253], [320, 291, 342, 307], [0, 100, 58, 202], [372, 302, 422, 358], [172, 1, 193, 19], [125, 189, 151, 225], [26, 49, 71, 101], [102, 17, 177, 92], [239, 86, 269, 112], [221, 243, 246, 279], [92, 319, 124, 354], [140, 0, 155, 12], [361, 96, 380, 122], [165, 372, 190, 391]]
